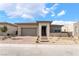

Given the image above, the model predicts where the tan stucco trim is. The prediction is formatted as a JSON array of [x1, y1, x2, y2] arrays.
[[16, 23, 37, 25], [0, 22, 18, 27], [16, 24, 38, 28], [37, 21, 52, 23], [51, 24, 63, 27]]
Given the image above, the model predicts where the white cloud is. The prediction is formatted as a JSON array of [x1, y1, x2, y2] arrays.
[[52, 21, 76, 25], [45, 3, 59, 17], [21, 14, 33, 18], [51, 14, 55, 17], [0, 3, 60, 19], [50, 3, 59, 10], [57, 10, 65, 16], [0, 3, 45, 18], [42, 8, 49, 14], [53, 3, 59, 7]]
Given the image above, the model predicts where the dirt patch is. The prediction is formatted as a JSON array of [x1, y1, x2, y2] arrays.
[[0, 36, 79, 44]]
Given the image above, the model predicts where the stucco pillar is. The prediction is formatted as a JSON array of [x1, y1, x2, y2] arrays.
[[38, 23, 41, 38], [47, 24, 50, 38], [18, 27, 21, 36]]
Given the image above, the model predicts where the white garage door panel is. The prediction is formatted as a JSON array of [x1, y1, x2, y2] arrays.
[[21, 28, 37, 36]]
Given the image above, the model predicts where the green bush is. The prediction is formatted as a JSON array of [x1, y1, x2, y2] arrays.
[[1, 26, 8, 33]]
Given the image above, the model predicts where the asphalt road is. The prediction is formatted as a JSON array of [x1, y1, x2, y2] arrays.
[[0, 44, 79, 56]]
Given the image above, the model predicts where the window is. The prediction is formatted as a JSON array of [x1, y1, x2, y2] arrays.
[[54, 30, 61, 32]]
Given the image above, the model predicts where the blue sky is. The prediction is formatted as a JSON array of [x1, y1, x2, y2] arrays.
[[0, 3, 79, 23]]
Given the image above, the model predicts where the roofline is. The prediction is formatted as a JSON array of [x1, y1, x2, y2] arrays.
[[0, 21, 63, 27], [51, 24, 63, 26], [74, 22, 79, 25], [16, 21, 53, 25], [0, 22, 18, 27], [36, 21, 52, 23], [15, 22, 37, 25]]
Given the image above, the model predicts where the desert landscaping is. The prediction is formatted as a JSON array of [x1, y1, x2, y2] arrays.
[[0, 36, 79, 45]]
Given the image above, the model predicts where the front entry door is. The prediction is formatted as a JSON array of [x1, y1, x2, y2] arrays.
[[41, 26, 47, 36]]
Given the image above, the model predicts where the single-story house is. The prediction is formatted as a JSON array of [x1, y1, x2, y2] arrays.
[[0, 22, 18, 36], [16, 21, 71, 38], [0, 21, 73, 38]]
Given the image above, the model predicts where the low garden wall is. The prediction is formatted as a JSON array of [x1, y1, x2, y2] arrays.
[[50, 32, 72, 37]]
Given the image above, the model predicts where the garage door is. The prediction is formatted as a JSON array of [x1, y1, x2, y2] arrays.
[[21, 28, 37, 36]]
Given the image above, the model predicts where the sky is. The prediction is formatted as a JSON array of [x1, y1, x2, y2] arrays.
[[0, 3, 79, 24]]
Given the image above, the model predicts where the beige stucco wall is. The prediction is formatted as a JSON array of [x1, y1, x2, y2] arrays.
[[62, 24, 74, 32], [17, 24, 38, 28], [73, 22, 79, 37], [0, 23, 18, 36], [17, 27, 21, 36], [62, 24, 74, 36], [50, 33, 70, 37]]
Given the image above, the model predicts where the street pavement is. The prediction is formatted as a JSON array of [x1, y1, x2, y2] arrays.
[[0, 44, 79, 56]]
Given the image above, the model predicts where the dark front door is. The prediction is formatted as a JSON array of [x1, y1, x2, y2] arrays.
[[41, 26, 47, 36]]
